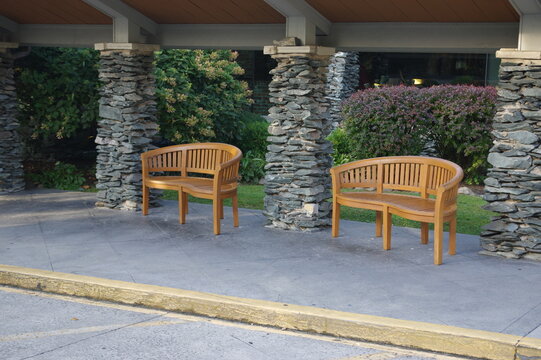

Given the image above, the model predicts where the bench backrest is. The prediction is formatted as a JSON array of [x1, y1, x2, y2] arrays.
[[333, 156, 463, 199], [141, 143, 241, 177]]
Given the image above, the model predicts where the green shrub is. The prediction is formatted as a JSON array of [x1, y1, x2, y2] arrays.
[[327, 128, 354, 165], [16, 48, 100, 156], [233, 112, 268, 155], [232, 112, 268, 183], [240, 150, 266, 184], [154, 49, 252, 144], [28, 161, 85, 190]]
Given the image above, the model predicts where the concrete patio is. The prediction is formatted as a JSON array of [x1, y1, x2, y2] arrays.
[[1, 189, 540, 342]]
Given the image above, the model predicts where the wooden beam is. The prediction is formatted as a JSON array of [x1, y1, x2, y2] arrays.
[[12, 22, 519, 53], [320, 22, 519, 53], [160, 24, 284, 50], [508, 0, 541, 50], [81, 0, 158, 37], [518, 14, 541, 50], [14, 25, 112, 48], [0, 16, 18, 34], [263, 0, 330, 35], [508, 0, 541, 15], [286, 17, 316, 45]]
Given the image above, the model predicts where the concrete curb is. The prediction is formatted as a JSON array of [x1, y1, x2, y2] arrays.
[[0, 264, 539, 360]]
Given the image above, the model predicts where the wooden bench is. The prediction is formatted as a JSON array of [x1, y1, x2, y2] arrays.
[[141, 143, 242, 235], [330, 156, 463, 265]]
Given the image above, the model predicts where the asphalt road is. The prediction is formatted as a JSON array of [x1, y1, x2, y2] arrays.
[[0, 286, 471, 360]]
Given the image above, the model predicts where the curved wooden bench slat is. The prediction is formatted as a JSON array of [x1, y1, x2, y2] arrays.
[[141, 143, 242, 235], [331, 156, 463, 265]]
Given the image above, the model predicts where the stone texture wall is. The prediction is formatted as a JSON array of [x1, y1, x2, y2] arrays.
[[326, 52, 359, 128], [95, 49, 159, 210], [264, 49, 333, 231], [481, 54, 541, 261], [0, 51, 24, 193]]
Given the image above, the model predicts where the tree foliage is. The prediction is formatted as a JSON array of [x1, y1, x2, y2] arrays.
[[154, 49, 252, 144], [16, 48, 253, 156], [16, 48, 100, 155]]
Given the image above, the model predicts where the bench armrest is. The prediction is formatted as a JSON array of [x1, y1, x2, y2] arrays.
[[435, 171, 463, 215], [215, 156, 242, 188]]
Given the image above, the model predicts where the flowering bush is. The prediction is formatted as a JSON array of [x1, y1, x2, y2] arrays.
[[340, 85, 497, 184], [341, 86, 430, 159], [155, 49, 252, 144]]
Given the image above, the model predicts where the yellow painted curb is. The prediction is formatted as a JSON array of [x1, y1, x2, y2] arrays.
[[0, 264, 539, 360]]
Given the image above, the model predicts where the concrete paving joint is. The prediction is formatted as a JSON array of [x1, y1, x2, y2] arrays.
[[0, 264, 540, 360]]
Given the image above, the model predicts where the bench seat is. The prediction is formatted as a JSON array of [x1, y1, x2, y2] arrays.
[[145, 176, 237, 196], [337, 192, 455, 218]]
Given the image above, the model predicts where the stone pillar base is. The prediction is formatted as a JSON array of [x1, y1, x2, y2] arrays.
[[0, 44, 24, 194], [263, 45, 335, 231], [95, 43, 160, 210], [481, 49, 541, 261]]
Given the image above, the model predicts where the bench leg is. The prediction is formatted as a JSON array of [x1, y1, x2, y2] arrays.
[[421, 223, 429, 244], [184, 193, 188, 214], [178, 191, 186, 224], [332, 200, 340, 237], [213, 198, 221, 235], [383, 210, 392, 250], [142, 185, 149, 215], [449, 216, 456, 255], [232, 194, 239, 227], [219, 199, 224, 219], [375, 211, 383, 237], [434, 218, 444, 265]]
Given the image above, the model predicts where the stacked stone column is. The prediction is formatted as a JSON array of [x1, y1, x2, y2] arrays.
[[326, 52, 359, 128], [94, 43, 160, 210], [481, 49, 541, 261], [0, 44, 24, 194], [263, 45, 335, 231]]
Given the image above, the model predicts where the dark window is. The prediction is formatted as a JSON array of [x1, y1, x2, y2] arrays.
[[358, 52, 492, 88]]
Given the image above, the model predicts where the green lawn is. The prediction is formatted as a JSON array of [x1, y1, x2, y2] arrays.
[[162, 185, 493, 235]]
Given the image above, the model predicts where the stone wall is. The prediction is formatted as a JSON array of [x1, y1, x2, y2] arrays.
[[481, 52, 541, 261], [263, 46, 334, 231], [0, 50, 24, 193], [95, 48, 159, 210], [326, 52, 359, 128]]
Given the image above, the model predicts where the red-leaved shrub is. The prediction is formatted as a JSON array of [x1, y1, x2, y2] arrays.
[[340, 85, 497, 184]]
